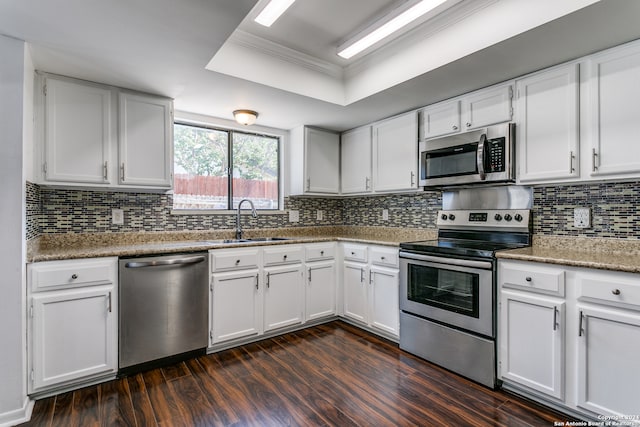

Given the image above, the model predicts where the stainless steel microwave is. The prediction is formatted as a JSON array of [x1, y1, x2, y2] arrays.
[[419, 123, 515, 187]]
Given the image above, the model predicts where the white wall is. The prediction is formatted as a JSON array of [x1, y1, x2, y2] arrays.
[[0, 35, 31, 426]]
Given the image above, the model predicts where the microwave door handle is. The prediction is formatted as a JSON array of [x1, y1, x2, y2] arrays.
[[477, 133, 487, 180]]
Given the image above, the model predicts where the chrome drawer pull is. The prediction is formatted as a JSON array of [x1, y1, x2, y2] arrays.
[[71, 274, 78, 280], [525, 277, 532, 282], [612, 289, 621, 295]]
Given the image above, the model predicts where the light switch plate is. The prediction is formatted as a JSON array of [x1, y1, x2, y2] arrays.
[[574, 207, 591, 228], [112, 209, 124, 225], [316, 210, 323, 221], [382, 209, 389, 221], [289, 210, 300, 223]]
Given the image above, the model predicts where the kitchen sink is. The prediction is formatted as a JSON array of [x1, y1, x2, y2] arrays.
[[196, 237, 290, 245], [243, 237, 290, 242]]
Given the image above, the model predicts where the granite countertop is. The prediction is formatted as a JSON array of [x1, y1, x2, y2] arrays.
[[496, 235, 640, 273], [27, 226, 438, 262]]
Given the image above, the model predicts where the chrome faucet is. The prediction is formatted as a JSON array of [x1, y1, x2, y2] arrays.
[[236, 199, 257, 240]]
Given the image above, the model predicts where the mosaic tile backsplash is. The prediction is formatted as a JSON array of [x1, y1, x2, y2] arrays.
[[25, 180, 640, 240]]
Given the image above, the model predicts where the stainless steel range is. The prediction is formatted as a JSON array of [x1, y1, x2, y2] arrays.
[[399, 187, 532, 388]]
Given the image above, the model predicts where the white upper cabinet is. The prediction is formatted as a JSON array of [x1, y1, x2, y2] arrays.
[[341, 126, 372, 194], [588, 42, 640, 177], [37, 73, 173, 190], [420, 100, 461, 139], [43, 77, 112, 184], [118, 92, 173, 187], [290, 126, 340, 195], [516, 63, 580, 183], [372, 111, 418, 192], [461, 84, 513, 130]]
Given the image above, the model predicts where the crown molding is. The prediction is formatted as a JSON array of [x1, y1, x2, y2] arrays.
[[228, 30, 344, 80]]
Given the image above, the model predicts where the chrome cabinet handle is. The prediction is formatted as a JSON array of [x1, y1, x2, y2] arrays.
[[306, 177, 310, 190], [466, 122, 472, 128], [365, 177, 370, 190], [351, 252, 355, 255], [525, 277, 532, 282], [103, 161, 108, 180], [612, 289, 621, 295], [255, 274, 259, 290], [108, 291, 112, 313], [578, 310, 584, 337], [120, 163, 125, 181], [369, 270, 373, 284], [410, 171, 415, 186], [266, 272, 270, 288], [235, 259, 241, 265], [569, 151, 575, 173], [592, 149, 598, 172], [320, 250, 324, 256], [308, 268, 312, 283], [283, 255, 288, 260], [452, 125, 458, 131], [553, 306, 558, 331], [71, 274, 78, 280], [360, 268, 364, 283]]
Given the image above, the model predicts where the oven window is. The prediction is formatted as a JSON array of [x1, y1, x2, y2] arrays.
[[424, 142, 478, 178], [407, 264, 479, 318]]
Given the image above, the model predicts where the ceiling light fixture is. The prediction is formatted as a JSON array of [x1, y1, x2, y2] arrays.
[[254, 0, 296, 27], [233, 110, 259, 126], [337, 0, 448, 59]]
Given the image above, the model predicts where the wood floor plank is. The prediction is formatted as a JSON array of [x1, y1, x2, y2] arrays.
[[99, 377, 136, 427], [20, 321, 573, 427], [125, 374, 159, 427]]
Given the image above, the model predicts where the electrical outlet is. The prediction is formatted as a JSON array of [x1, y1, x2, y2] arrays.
[[574, 207, 591, 228], [289, 210, 300, 223], [382, 209, 389, 221], [112, 209, 124, 225], [316, 210, 323, 221]]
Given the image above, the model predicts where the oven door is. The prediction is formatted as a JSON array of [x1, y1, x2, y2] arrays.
[[399, 252, 494, 338]]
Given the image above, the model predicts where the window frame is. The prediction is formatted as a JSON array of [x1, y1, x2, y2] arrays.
[[172, 119, 283, 213]]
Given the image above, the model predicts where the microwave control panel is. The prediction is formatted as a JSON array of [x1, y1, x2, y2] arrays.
[[486, 138, 505, 172]]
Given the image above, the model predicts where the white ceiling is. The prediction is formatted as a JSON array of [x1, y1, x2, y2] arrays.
[[2, 0, 640, 131]]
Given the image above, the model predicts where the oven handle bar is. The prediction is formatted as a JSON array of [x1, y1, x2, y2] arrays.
[[399, 251, 493, 270]]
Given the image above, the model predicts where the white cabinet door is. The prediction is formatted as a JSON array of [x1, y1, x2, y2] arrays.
[[30, 286, 116, 392], [577, 305, 640, 417], [341, 126, 372, 194], [369, 266, 399, 337], [343, 261, 368, 324], [373, 112, 418, 192], [44, 76, 112, 184], [462, 85, 513, 130], [421, 100, 461, 139], [499, 290, 565, 400], [517, 64, 580, 183], [263, 265, 304, 332], [304, 127, 340, 193], [589, 43, 640, 177], [210, 269, 261, 344], [119, 92, 173, 188], [305, 260, 336, 321]]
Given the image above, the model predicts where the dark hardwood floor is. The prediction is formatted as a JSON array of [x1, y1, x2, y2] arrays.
[[20, 321, 571, 426]]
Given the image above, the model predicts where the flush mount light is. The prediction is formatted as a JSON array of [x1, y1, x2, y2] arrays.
[[337, 0, 449, 59], [254, 0, 296, 27], [233, 110, 259, 126]]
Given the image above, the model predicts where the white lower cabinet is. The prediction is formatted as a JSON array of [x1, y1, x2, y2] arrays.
[[306, 260, 336, 321], [210, 269, 261, 344], [264, 264, 304, 332], [341, 243, 400, 339], [27, 258, 118, 394], [499, 290, 565, 400], [499, 259, 640, 423]]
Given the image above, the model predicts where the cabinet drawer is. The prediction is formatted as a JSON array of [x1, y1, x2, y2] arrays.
[[370, 246, 399, 268], [29, 258, 117, 292], [578, 273, 640, 310], [306, 243, 335, 261], [500, 262, 565, 296], [263, 245, 303, 266], [343, 244, 368, 262], [210, 248, 260, 272]]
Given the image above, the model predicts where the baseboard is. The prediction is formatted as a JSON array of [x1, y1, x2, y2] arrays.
[[0, 396, 34, 427]]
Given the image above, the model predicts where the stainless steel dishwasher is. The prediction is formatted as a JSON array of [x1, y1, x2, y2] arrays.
[[118, 253, 208, 374]]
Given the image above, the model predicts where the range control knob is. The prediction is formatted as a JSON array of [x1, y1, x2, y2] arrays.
[[448, 214, 456, 221], [494, 214, 503, 221], [441, 214, 448, 220], [514, 214, 523, 222], [504, 214, 513, 222]]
